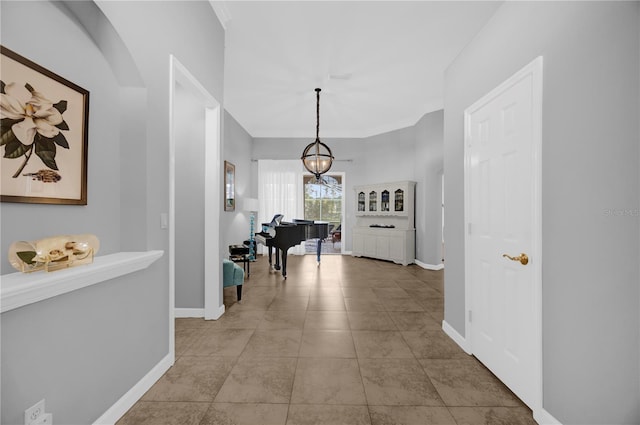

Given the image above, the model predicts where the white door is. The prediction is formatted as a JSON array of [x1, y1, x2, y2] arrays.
[[464, 57, 542, 411]]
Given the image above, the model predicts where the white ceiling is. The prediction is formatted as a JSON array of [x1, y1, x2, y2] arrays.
[[217, 1, 501, 138]]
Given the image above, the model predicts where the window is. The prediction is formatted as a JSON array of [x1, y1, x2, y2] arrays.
[[304, 174, 342, 228]]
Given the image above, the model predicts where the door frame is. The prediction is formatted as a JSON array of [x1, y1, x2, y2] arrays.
[[169, 55, 223, 358], [463, 56, 543, 414]]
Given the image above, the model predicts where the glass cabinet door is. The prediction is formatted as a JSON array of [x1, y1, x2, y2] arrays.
[[394, 189, 404, 212], [381, 190, 390, 212], [357, 192, 365, 212], [369, 191, 377, 212]]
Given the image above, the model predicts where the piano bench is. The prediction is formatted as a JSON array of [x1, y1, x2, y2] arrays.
[[223, 259, 245, 302]]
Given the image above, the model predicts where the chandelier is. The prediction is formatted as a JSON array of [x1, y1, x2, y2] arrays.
[[301, 88, 334, 181]]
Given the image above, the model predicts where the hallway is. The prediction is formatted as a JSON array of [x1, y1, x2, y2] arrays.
[[117, 255, 535, 425]]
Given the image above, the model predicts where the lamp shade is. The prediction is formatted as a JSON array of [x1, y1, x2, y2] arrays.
[[241, 197, 259, 212]]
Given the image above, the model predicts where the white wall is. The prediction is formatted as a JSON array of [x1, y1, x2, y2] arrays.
[[443, 2, 640, 423]]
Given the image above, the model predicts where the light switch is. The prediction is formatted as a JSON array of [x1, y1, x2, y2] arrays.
[[160, 213, 168, 229]]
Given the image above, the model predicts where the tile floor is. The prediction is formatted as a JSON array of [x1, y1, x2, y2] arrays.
[[117, 254, 536, 425]]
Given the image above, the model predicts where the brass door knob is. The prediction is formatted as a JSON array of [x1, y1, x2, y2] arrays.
[[502, 253, 529, 265]]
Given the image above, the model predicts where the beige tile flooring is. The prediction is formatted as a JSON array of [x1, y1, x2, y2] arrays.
[[117, 255, 536, 425]]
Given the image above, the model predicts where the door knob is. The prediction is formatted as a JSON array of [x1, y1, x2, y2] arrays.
[[502, 253, 529, 265]]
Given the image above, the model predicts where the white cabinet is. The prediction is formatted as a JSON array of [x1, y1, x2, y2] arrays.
[[363, 233, 377, 257], [352, 181, 416, 266], [376, 235, 390, 259], [389, 235, 406, 263]]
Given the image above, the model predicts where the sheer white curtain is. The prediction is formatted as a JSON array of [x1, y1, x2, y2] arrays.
[[257, 160, 305, 255]]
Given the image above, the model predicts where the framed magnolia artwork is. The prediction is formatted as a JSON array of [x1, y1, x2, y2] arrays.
[[1, 45, 89, 205]]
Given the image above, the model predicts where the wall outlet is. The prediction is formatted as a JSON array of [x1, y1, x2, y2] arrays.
[[24, 399, 45, 425], [32, 413, 52, 425]]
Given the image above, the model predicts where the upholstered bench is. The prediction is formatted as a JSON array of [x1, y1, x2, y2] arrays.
[[223, 259, 245, 302]]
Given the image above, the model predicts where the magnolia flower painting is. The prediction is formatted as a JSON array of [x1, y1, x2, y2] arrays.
[[0, 46, 89, 204], [1, 81, 70, 177]]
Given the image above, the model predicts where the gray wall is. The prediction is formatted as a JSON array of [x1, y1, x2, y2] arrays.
[[96, 0, 225, 251], [443, 2, 640, 423], [0, 1, 122, 273], [96, 0, 227, 317], [174, 97, 250, 312], [0, 2, 159, 424], [252, 109, 444, 266], [175, 83, 206, 309], [2, 264, 166, 425], [414, 110, 444, 265], [222, 111, 255, 255], [1, 1, 226, 423]]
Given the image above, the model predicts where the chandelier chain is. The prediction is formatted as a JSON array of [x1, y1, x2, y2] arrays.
[[315, 88, 321, 140]]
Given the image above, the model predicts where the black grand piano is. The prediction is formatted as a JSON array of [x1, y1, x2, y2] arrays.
[[255, 215, 329, 278]]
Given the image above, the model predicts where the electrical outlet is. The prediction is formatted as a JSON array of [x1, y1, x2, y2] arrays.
[[32, 413, 52, 425], [24, 399, 45, 425]]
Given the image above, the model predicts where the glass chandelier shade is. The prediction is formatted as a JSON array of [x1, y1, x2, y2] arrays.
[[302, 88, 334, 181]]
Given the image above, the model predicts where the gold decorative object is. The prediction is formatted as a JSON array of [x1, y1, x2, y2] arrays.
[[8, 234, 99, 273]]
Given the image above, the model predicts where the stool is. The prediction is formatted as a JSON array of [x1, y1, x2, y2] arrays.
[[229, 244, 250, 276], [229, 254, 250, 276]]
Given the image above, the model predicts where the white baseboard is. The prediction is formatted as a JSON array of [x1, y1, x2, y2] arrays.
[[93, 352, 172, 425], [442, 320, 560, 425], [175, 308, 204, 318], [205, 304, 225, 320], [442, 320, 471, 354], [415, 259, 444, 270], [534, 408, 562, 425], [343, 250, 353, 255]]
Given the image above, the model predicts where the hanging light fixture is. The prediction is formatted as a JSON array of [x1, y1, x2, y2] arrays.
[[302, 88, 334, 181]]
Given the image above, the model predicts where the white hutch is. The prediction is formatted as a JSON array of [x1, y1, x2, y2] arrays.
[[352, 181, 416, 265]]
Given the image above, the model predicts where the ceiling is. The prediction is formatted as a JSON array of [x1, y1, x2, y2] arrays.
[[216, 1, 501, 139]]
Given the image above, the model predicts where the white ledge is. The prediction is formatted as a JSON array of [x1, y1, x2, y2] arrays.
[[1, 250, 164, 314]]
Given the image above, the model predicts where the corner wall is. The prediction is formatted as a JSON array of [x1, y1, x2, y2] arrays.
[[443, 2, 640, 423]]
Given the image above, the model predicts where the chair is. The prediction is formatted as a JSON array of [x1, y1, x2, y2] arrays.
[[223, 259, 245, 302], [330, 224, 342, 246]]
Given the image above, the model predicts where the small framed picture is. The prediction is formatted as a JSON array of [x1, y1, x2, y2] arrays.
[[224, 160, 235, 211], [1, 45, 89, 205]]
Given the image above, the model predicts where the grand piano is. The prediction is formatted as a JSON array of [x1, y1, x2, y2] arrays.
[[255, 215, 329, 278]]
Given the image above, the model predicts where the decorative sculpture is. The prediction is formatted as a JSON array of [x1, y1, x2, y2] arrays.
[[8, 234, 99, 273]]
